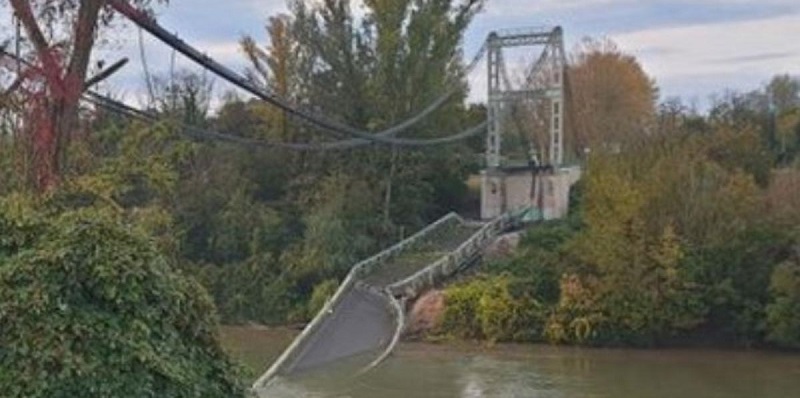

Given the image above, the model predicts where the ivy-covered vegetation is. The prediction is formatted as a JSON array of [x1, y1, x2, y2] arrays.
[[0, 197, 244, 397]]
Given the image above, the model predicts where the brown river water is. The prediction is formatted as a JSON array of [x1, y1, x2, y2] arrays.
[[221, 326, 800, 398]]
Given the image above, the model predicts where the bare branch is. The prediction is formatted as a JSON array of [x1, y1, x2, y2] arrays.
[[9, 0, 51, 58]]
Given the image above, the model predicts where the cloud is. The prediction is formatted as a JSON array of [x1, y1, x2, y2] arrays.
[[5, 0, 798, 111], [242, 0, 291, 15], [485, 0, 626, 16], [709, 52, 798, 65], [613, 13, 800, 77], [612, 12, 800, 103], [484, 0, 800, 17]]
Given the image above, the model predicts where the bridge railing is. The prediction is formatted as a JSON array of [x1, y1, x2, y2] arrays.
[[387, 212, 511, 299], [353, 212, 463, 278]]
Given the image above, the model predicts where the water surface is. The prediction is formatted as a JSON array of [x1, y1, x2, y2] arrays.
[[222, 327, 800, 398]]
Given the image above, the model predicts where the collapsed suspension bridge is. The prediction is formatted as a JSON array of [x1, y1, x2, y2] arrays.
[[3, 1, 582, 394]]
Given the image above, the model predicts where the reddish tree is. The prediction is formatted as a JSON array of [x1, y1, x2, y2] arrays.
[[8, 0, 165, 192]]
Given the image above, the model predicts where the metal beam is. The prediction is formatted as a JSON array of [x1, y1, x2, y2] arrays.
[[489, 88, 561, 102], [490, 27, 558, 48]]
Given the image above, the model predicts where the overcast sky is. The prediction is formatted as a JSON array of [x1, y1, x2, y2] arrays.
[[4, 0, 800, 109]]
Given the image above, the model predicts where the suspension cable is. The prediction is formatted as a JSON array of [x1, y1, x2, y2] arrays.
[[138, 27, 156, 105], [84, 90, 488, 150], [108, 0, 488, 147], [0, 47, 487, 151]]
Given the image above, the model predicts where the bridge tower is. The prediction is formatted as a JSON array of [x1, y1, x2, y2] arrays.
[[481, 27, 578, 221]]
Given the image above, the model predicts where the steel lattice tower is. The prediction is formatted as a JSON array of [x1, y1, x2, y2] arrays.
[[482, 26, 574, 221], [486, 26, 566, 169]]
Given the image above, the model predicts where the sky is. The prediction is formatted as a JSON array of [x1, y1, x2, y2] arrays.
[[4, 0, 800, 110]]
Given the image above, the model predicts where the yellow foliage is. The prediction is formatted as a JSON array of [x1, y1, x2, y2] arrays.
[[569, 37, 658, 150]]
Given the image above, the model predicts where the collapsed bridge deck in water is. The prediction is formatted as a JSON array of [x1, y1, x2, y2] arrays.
[[253, 212, 512, 392]]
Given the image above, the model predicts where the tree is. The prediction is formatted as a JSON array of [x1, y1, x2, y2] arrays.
[[8, 0, 166, 192], [242, 14, 303, 143], [242, 0, 484, 230], [766, 254, 800, 349], [150, 70, 214, 126], [767, 74, 800, 112], [568, 38, 658, 151]]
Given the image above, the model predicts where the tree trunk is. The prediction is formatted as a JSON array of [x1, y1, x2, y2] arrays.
[[10, 0, 103, 192]]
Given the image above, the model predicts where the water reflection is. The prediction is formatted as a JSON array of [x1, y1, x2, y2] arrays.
[[254, 341, 800, 398]]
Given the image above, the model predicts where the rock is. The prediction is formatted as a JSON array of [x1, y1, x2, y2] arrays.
[[483, 231, 523, 260], [406, 290, 446, 338]]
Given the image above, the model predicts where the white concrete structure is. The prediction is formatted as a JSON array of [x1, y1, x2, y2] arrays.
[[481, 166, 581, 221]]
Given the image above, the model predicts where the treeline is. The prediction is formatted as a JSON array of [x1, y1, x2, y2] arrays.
[[1, 0, 487, 327], [438, 70, 800, 349]]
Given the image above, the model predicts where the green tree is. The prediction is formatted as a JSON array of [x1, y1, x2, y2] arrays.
[[766, 255, 800, 349]]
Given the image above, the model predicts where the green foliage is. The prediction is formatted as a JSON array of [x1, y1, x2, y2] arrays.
[[7, 0, 800, 366], [486, 219, 580, 305], [144, 0, 488, 325], [194, 257, 297, 326], [206, 188, 285, 265], [0, 203, 244, 397], [308, 279, 340, 318], [445, 105, 800, 348], [440, 278, 484, 339], [0, 139, 21, 195], [0, 194, 45, 259], [766, 258, 800, 349], [292, 173, 382, 278], [440, 275, 545, 343]]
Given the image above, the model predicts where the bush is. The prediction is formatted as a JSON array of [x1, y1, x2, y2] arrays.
[[0, 194, 45, 259], [0, 206, 244, 397], [439, 278, 484, 339], [194, 256, 298, 326], [766, 259, 800, 349], [440, 276, 544, 343], [476, 279, 520, 342], [307, 279, 340, 318]]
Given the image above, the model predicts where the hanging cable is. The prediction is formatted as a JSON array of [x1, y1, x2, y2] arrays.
[[137, 27, 157, 106], [0, 48, 487, 151], [83, 90, 488, 150], [108, 0, 488, 147]]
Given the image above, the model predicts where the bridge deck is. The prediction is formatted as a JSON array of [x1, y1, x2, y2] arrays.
[[283, 285, 395, 374], [254, 212, 511, 393]]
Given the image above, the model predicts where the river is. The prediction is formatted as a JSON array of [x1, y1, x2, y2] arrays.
[[221, 326, 800, 398]]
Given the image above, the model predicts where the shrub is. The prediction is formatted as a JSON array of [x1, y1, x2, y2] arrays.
[[440, 276, 544, 343], [194, 256, 298, 326], [0, 194, 45, 259], [476, 278, 519, 342], [766, 260, 800, 349], [440, 277, 485, 339], [0, 207, 244, 397]]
